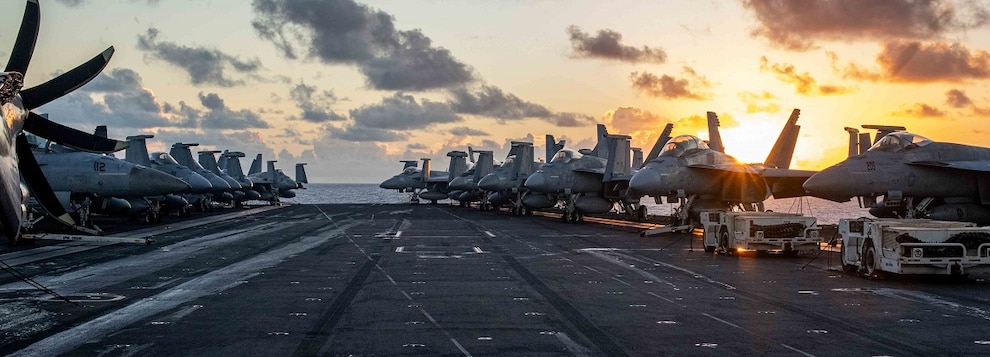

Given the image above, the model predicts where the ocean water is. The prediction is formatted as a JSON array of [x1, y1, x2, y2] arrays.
[[287, 183, 870, 225]]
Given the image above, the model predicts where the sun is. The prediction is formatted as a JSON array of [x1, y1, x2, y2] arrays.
[[713, 114, 781, 165]]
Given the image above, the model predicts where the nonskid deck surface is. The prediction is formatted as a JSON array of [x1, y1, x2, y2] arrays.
[[0, 204, 988, 356]]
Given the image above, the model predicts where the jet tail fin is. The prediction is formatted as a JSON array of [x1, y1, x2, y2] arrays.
[[631, 147, 643, 168], [295, 163, 308, 187], [249, 154, 263, 175], [222, 151, 247, 179], [590, 124, 609, 157], [447, 151, 469, 178], [124, 134, 154, 166], [513, 142, 534, 177], [467, 146, 475, 164], [763, 108, 801, 169], [420, 158, 432, 181], [545, 134, 565, 162], [644, 123, 673, 164], [94, 125, 107, 138], [706, 112, 725, 153], [603, 134, 632, 182], [844, 127, 861, 157]]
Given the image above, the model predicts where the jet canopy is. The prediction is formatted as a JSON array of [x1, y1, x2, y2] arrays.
[[659, 135, 710, 157], [867, 131, 932, 153], [151, 152, 180, 165], [550, 149, 582, 163], [401, 166, 418, 175]]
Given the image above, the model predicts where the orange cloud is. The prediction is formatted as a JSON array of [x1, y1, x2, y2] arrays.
[[760, 56, 855, 96], [742, 0, 989, 51], [891, 103, 947, 118], [737, 90, 781, 113], [833, 41, 990, 82], [630, 67, 713, 100]]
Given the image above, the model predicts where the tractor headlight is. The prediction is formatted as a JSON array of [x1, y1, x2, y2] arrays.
[[912, 247, 923, 258]]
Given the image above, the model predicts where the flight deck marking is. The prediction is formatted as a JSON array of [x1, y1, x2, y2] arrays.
[[13, 220, 361, 357], [484, 231, 495, 238], [315, 206, 472, 357], [780, 343, 816, 357], [702, 313, 742, 329]]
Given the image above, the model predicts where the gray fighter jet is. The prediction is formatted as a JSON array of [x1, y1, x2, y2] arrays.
[[246, 156, 300, 204], [125, 135, 213, 216], [198, 149, 247, 203], [524, 126, 667, 222], [477, 141, 542, 214], [379, 160, 427, 201], [217, 150, 262, 202], [170, 143, 234, 207], [448, 147, 497, 207], [28, 135, 189, 228], [803, 126, 990, 225], [0, 1, 123, 242], [628, 109, 813, 226], [418, 151, 469, 204]]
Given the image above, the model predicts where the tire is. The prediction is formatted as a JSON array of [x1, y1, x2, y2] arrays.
[[863, 244, 880, 278], [704, 245, 716, 253], [719, 229, 734, 256], [781, 249, 798, 258], [636, 206, 648, 222]]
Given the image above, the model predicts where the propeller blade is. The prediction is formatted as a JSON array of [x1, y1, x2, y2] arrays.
[[5, 0, 40, 74], [24, 112, 128, 152], [16, 134, 76, 227], [20, 46, 114, 109]]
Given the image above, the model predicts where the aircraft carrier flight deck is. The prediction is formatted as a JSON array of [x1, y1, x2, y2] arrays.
[[1, 204, 989, 356]]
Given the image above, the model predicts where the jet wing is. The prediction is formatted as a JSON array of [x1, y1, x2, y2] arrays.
[[762, 168, 817, 199], [908, 160, 990, 172]]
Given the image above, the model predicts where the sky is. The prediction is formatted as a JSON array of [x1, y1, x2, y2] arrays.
[[4, 0, 990, 183]]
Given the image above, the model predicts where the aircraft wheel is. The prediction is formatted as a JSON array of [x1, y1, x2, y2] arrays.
[[155, 212, 164, 223], [704, 245, 716, 253], [431, 200, 438, 205], [525, 207, 533, 216], [636, 206, 648, 222]]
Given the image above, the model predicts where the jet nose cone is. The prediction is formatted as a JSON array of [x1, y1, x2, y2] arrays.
[[204, 172, 231, 192], [449, 176, 472, 190], [185, 173, 214, 193], [244, 189, 262, 200], [802, 166, 853, 202], [222, 175, 242, 190], [525, 171, 550, 193], [380, 176, 402, 189], [629, 166, 661, 195], [132, 166, 191, 195], [477, 174, 501, 191]]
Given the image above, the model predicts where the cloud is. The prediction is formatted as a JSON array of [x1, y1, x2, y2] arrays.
[[601, 107, 669, 148], [326, 124, 406, 142], [196, 92, 271, 129], [742, 0, 990, 51], [834, 41, 990, 83], [250, 0, 475, 90], [447, 85, 594, 127], [349, 92, 461, 131], [80, 68, 143, 93], [946, 89, 972, 108], [892, 103, 947, 118], [737, 91, 781, 113], [288, 83, 347, 123], [760, 56, 854, 95], [566, 25, 667, 63], [630, 67, 713, 100], [137, 28, 262, 87], [449, 127, 488, 136], [407, 143, 428, 150]]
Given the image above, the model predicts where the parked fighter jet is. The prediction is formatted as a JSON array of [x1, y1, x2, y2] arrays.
[[0, 0, 123, 243], [803, 126, 990, 225], [217, 150, 261, 202], [246, 156, 300, 203], [28, 135, 189, 228], [198, 149, 247, 202], [478, 141, 544, 214], [525, 126, 668, 222], [628, 109, 813, 226], [448, 148, 497, 207], [125, 135, 213, 216], [170, 143, 234, 207], [418, 151, 469, 203]]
